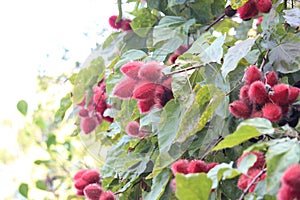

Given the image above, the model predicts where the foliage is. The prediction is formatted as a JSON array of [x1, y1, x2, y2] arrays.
[[18, 0, 300, 199]]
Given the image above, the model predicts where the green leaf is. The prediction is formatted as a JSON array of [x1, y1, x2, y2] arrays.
[[167, 0, 195, 7], [265, 138, 300, 195], [46, 134, 56, 149], [18, 183, 29, 198], [212, 118, 273, 151], [199, 34, 226, 64], [221, 37, 257, 78], [115, 49, 148, 69], [283, 8, 300, 28], [175, 173, 212, 200], [54, 93, 72, 124], [268, 33, 300, 74], [36, 180, 47, 190], [130, 8, 157, 37], [144, 169, 172, 200], [230, 0, 248, 9], [17, 100, 28, 116], [153, 16, 195, 45]]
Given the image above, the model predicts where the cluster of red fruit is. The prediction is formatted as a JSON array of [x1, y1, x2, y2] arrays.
[[113, 61, 173, 113], [237, 0, 272, 20], [277, 164, 300, 200], [229, 65, 300, 123], [237, 151, 266, 192], [73, 169, 115, 200], [170, 159, 218, 192], [125, 121, 148, 138], [108, 15, 132, 31], [77, 79, 114, 134]]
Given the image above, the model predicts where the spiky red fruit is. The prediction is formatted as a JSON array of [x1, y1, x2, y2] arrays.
[[74, 169, 89, 180], [256, 0, 272, 13], [262, 103, 282, 122], [239, 85, 250, 103], [247, 169, 267, 192], [121, 19, 132, 31], [76, 189, 84, 196], [188, 160, 208, 173], [112, 78, 136, 99], [78, 109, 89, 118], [248, 81, 269, 105], [265, 71, 278, 87], [171, 159, 189, 175], [100, 191, 116, 200], [74, 179, 89, 190], [80, 117, 98, 134], [237, 174, 248, 190], [120, 61, 143, 80], [81, 170, 100, 184], [281, 164, 300, 188], [288, 87, 300, 104], [237, 0, 259, 20], [133, 83, 157, 100], [207, 162, 218, 171], [138, 99, 156, 113], [154, 85, 174, 108], [244, 65, 262, 85], [229, 100, 251, 119], [168, 54, 179, 64], [269, 84, 289, 106], [83, 184, 103, 200], [237, 151, 266, 170], [138, 61, 163, 82], [108, 15, 122, 29], [277, 184, 300, 200], [125, 121, 140, 137]]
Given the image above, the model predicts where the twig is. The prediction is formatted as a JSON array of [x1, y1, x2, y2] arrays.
[[259, 50, 269, 72], [166, 64, 206, 76], [201, 14, 226, 34], [200, 136, 223, 160], [238, 168, 267, 200], [225, 81, 243, 96]]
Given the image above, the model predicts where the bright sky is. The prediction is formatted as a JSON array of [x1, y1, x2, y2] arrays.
[[0, 0, 123, 198]]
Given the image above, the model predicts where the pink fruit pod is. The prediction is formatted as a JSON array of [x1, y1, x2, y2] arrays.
[[171, 159, 189, 175]]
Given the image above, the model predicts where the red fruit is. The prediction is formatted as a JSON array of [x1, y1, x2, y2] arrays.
[[154, 85, 174, 108], [171, 159, 189, 175], [256, 0, 272, 13], [168, 54, 179, 64], [120, 61, 143, 80], [74, 179, 89, 190], [138, 61, 163, 82], [262, 103, 282, 122], [112, 78, 136, 99], [265, 71, 278, 87], [237, 174, 248, 190], [248, 81, 269, 105], [229, 100, 251, 119], [175, 45, 189, 55], [269, 84, 289, 105], [80, 117, 98, 134], [288, 87, 300, 104], [281, 164, 300, 188], [103, 116, 114, 123], [171, 178, 177, 193], [83, 184, 103, 200], [138, 99, 156, 113], [239, 85, 250, 103], [125, 121, 140, 137], [78, 109, 89, 118], [137, 128, 149, 138], [121, 19, 132, 31], [207, 162, 218, 171], [133, 83, 157, 100], [281, 105, 289, 116], [243, 65, 262, 85], [237, 0, 259, 20], [251, 108, 263, 118], [99, 191, 116, 200], [162, 76, 172, 90], [237, 151, 266, 170], [256, 16, 263, 26], [81, 170, 100, 184], [108, 15, 122, 29], [277, 184, 300, 200], [76, 189, 84, 196], [188, 160, 208, 174], [247, 168, 266, 192], [73, 169, 89, 180]]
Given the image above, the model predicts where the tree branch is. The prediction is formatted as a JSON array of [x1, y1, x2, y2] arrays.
[[201, 14, 226, 34]]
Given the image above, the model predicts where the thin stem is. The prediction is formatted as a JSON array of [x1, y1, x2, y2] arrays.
[[200, 136, 223, 160], [225, 81, 243, 96], [259, 50, 269, 72], [201, 14, 226, 34], [238, 168, 267, 200], [166, 64, 206, 76]]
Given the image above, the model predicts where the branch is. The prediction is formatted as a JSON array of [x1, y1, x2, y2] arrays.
[[201, 14, 226, 34], [238, 168, 267, 200], [200, 136, 223, 160], [166, 64, 206, 76], [259, 50, 269, 72]]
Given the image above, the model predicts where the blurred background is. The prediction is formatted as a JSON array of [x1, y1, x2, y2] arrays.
[[0, 0, 131, 199]]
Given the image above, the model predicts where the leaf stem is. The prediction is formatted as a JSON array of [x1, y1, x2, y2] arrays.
[[166, 64, 206, 76], [259, 50, 269, 72], [238, 168, 267, 200]]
